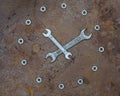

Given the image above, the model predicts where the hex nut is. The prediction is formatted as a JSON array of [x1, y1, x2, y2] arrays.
[[99, 46, 105, 53], [77, 79, 84, 85], [25, 19, 32, 26], [18, 38, 24, 45], [61, 3, 67, 9], [94, 25, 101, 31], [36, 77, 42, 83], [81, 9, 88, 16], [40, 6, 47, 12], [92, 65, 98, 72], [21, 59, 27, 65], [58, 84, 65, 89]]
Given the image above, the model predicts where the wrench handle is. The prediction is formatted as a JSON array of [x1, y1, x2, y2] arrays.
[[55, 35, 84, 57], [49, 35, 69, 54]]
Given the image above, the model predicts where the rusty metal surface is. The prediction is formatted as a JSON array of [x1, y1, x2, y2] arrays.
[[0, 0, 120, 96]]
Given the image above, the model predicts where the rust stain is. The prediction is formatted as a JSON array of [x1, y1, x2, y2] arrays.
[[4, 34, 14, 45], [12, 52, 23, 64], [84, 68, 93, 78], [3, 89, 9, 96], [101, 20, 114, 31], [32, 43, 41, 54], [24, 26, 34, 32], [28, 86, 34, 96]]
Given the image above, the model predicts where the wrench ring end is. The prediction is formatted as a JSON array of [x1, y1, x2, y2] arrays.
[[46, 53, 56, 63], [65, 52, 72, 59], [80, 29, 92, 39], [42, 28, 51, 37]]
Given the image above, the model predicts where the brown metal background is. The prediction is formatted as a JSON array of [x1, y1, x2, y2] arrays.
[[0, 0, 120, 96]]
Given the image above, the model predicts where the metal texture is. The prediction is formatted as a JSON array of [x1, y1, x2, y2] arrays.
[[0, 0, 120, 96]]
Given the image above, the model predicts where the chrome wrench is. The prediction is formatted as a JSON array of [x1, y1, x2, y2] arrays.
[[43, 29, 72, 59], [46, 28, 92, 62]]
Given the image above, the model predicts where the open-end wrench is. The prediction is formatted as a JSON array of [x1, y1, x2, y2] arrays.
[[46, 28, 92, 62], [43, 29, 72, 59]]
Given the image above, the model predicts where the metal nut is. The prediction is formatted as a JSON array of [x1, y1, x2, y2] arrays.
[[36, 77, 42, 83], [58, 84, 65, 89], [92, 65, 98, 72], [94, 25, 101, 31], [21, 59, 27, 65], [61, 3, 67, 9], [25, 19, 32, 26], [77, 78, 84, 85], [18, 38, 24, 45], [40, 6, 46, 12], [99, 46, 104, 53], [81, 9, 88, 16]]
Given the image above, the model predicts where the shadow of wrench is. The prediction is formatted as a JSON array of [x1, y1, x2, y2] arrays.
[[43, 29, 72, 59], [45, 28, 92, 62]]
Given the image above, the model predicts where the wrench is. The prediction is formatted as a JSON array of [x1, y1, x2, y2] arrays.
[[43, 29, 72, 59], [46, 28, 92, 62]]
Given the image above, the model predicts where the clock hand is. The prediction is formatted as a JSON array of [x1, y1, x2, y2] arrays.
[[43, 28, 72, 59], [46, 28, 92, 62]]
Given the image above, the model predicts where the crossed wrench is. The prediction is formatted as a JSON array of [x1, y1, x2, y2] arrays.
[[43, 29, 72, 59], [43, 28, 92, 62]]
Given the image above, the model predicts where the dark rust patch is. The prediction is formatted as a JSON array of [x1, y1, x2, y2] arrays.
[[83, 77, 90, 85]]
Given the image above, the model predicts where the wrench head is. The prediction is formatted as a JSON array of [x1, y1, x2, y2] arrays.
[[46, 53, 56, 62], [42, 28, 51, 37], [65, 52, 72, 59], [80, 29, 92, 39]]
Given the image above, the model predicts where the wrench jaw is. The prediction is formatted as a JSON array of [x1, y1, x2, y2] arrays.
[[80, 29, 92, 39], [42, 28, 51, 37], [46, 53, 56, 62], [65, 52, 72, 59], [86, 33, 92, 39]]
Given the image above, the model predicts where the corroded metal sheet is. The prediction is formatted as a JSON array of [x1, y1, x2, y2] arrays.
[[0, 0, 120, 96]]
